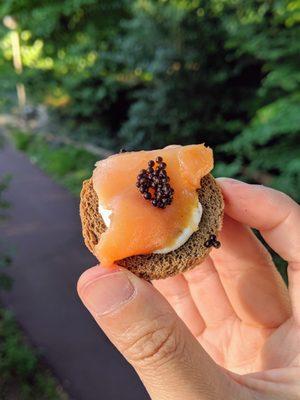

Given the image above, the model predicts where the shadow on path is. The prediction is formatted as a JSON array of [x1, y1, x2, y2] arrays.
[[0, 139, 148, 400]]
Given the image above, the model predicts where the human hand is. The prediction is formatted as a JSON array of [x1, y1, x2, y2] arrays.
[[78, 178, 300, 400]]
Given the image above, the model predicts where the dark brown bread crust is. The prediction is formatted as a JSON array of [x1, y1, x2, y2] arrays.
[[80, 174, 224, 280]]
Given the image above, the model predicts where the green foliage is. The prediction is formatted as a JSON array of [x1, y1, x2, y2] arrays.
[[117, 0, 261, 149], [0, 0, 130, 145], [222, 95, 300, 199], [11, 130, 34, 151], [218, 1, 300, 201], [0, 0, 299, 197], [0, 1, 129, 41], [11, 130, 98, 195], [0, 309, 67, 399]]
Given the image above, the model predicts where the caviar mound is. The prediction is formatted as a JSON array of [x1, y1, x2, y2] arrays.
[[136, 156, 174, 209], [80, 174, 224, 280]]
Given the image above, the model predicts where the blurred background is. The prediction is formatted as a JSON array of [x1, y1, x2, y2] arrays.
[[0, 0, 299, 399]]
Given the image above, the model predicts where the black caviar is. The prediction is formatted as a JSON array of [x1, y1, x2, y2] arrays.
[[204, 234, 221, 249], [136, 156, 174, 209]]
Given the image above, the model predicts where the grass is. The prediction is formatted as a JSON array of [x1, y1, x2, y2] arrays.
[[0, 309, 68, 400], [11, 130, 98, 196]]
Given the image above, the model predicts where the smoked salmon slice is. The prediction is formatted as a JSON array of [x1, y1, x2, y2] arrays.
[[92, 144, 213, 267]]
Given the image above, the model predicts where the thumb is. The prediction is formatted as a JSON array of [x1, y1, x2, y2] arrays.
[[77, 265, 234, 400]]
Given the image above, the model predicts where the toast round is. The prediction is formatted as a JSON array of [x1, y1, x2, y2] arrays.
[[80, 174, 224, 280]]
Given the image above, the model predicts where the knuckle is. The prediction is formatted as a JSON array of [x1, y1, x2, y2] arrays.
[[120, 313, 183, 368]]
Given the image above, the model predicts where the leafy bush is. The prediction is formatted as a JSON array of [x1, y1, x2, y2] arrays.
[[218, 1, 300, 201], [116, 1, 262, 150], [11, 130, 34, 151]]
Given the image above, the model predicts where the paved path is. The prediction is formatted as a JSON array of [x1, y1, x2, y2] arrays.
[[0, 139, 148, 400]]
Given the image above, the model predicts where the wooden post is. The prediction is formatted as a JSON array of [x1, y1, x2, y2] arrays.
[[3, 16, 26, 110]]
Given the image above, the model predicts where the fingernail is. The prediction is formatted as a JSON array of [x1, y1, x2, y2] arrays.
[[82, 271, 135, 316]]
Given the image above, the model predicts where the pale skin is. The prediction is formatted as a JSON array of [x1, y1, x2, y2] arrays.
[[78, 178, 300, 400]]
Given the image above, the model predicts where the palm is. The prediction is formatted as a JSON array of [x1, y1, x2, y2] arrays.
[[156, 269, 299, 374], [199, 314, 299, 374]]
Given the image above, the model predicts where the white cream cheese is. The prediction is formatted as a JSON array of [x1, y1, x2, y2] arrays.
[[98, 205, 113, 227], [98, 202, 202, 254]]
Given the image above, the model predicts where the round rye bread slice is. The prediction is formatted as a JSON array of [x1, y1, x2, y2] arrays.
[[80, 174, 224, 280]]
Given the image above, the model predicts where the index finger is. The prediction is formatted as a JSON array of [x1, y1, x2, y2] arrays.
[[217, 178, 300, 322]]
